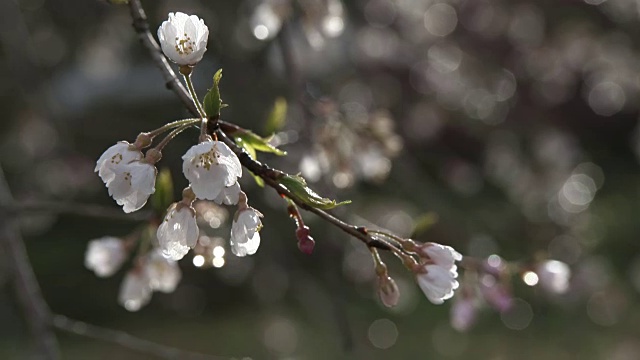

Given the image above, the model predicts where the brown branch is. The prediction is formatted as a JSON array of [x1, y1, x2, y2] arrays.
[[127, 0, 392, 251], [128, 0, 198, 116], [52, 314, 230, 360], [0, 166, 60, 359], [1, 201, 151, 222]]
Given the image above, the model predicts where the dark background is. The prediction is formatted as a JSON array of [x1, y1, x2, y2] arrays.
[[1, 0, 640, 359]]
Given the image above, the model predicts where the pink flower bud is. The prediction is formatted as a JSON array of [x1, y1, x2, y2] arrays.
[[377, 275, 400, 308], [296, 226, 315, 254]]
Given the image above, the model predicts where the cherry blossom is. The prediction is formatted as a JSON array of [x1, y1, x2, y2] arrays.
[[84, 236, 127, 278], [182, 141, 242, 200], [157, 12, 209, 66]]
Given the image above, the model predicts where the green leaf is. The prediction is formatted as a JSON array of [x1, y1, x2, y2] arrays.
[[203, 69, 224, 117], [236, 130, 286, 156], [279, 175, 351, 210], [234, 137, 264, 187], [151, 168, 174, 215], [265, 97, 287, 134]]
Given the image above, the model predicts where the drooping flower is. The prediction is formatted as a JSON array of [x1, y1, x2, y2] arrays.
[[182, 141, 242, 200], [230, 207, 263, 257], [157, 12, 209, 66], [415, 264, 460, 304], [107, 161, 157, 213], [95, 142, 142, 185], [118, 270, 152, 312], [214, 181, 241, 205], [157, 203, 199, 261], [145, 250, 182, 293], [415, 242, 462, 268], [84, 236, 127, 278], [409, 241, 462, 304], [536, 260, 571, 294]]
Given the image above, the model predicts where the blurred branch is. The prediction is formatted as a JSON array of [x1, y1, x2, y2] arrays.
[[1, 201, 151, 222], [52, 314, 229, 360], [0, 166, 60, 360]]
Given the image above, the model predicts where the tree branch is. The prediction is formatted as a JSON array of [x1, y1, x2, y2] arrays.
[[1, 201, 151, 222], [0, 166, 60, 360], [128, 0, 198, 116], [127, 0, 392, 251], [52, 314, 230, 360]]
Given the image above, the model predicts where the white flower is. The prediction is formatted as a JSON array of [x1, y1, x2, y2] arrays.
[[157, 12, 209, 66], [214, 181, 241, 205], [145, 250, 182, 293], [419, 243, 463, 269], [157, 204, 199, 261], [107, 161, 157, 213], [415, 264, 460, 305], [182, 141, 242, 200], [95, 142, 142, 184], [230, 208, 262, 257], [411, 242, 462, 304], [84, 236, 127, 278], [536, 260, 571, 294], [118, 270, 152, 312]]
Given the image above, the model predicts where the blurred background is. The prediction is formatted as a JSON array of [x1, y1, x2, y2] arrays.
[[1, 0, 640, 359]]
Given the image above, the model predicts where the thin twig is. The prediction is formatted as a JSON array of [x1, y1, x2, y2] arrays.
[[127, 0, 392, 251], [0, 166, 60, 360], [52, 314, 230, 360], [1, 201, 151, 222], [128, 0, 198, 116]]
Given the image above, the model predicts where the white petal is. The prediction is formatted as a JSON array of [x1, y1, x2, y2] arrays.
[[214, 182, 241, 205], [230, 208, 263, 256], [182, 141, 242, 200], [423, 243, 462, 269], [157, 205, 198, 260], [96, 142, 142, 184], [84, 237, 126, 277], [145, 250, 182, 293], [118, 271, 152, 312], [416, 264, 459, 305], [231, 232, 260, 257]]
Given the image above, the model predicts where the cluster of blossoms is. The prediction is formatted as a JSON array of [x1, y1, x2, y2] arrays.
[[95, 136, 263, 261], [86, 10, 466, 313], [85, 12, 265, 310]]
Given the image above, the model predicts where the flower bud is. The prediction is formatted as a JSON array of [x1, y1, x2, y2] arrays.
[[377, 275, 400, 308], [296, 226, 315, 254]]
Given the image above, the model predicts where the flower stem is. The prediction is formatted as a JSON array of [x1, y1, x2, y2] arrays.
[[153, 123, 192, 152], [147, 118, 199, 138], [371, 235, 418, 270], [182, 73, 208, 140], [182, 73, 207, 128], [368, 230, 405, 245]]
